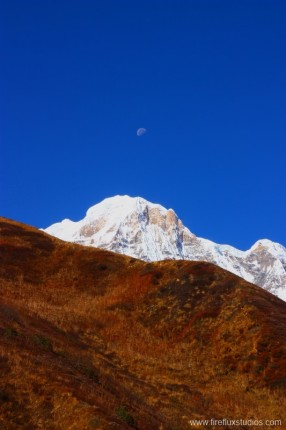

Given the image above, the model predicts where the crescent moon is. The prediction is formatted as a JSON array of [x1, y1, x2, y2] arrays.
[[136, 128, 147, 137]]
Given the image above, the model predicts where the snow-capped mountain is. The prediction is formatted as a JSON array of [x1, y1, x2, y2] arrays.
[[44, 195, 286, 300]]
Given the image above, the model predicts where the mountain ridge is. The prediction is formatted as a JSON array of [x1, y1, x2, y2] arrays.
[[1, 216, 286, 428], [44, 195, 286, 300]]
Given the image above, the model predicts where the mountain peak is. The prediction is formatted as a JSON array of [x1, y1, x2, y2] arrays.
[[45, 195, 188, 261], [249, 238, 286, 254], [44, 196, 286, 300], [85, 195, 169, 220]]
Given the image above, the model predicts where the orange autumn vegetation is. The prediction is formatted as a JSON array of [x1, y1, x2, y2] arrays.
[[0, 217, 286, 429]]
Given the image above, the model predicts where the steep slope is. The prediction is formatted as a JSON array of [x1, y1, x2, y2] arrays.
[[44, 195, 286, 299], [1, 217, 286, 429]]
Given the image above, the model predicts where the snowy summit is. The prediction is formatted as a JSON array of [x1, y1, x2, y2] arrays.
[[44, 195, 286, 300]]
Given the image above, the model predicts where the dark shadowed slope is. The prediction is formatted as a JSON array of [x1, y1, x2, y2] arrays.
[[1, 217, 286, 429]]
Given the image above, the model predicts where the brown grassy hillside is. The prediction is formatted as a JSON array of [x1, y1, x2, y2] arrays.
[[0, 217, 286, 429]]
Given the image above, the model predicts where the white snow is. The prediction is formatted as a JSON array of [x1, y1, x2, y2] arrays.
[[44, 195, 286, 301], [86, 195, 168, 221]]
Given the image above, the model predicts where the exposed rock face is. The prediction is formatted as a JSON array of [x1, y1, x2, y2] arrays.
[[44, 195, 286, 300]]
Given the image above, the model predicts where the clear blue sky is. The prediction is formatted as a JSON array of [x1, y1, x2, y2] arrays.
[[1, 0, 285, 250]]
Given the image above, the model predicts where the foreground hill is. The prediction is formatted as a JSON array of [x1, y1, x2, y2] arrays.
[[44, 195, 286, 300], [1, 217, 286, 429]]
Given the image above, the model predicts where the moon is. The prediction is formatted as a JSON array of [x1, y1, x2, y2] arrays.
[[136, 128, 147, 137]]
